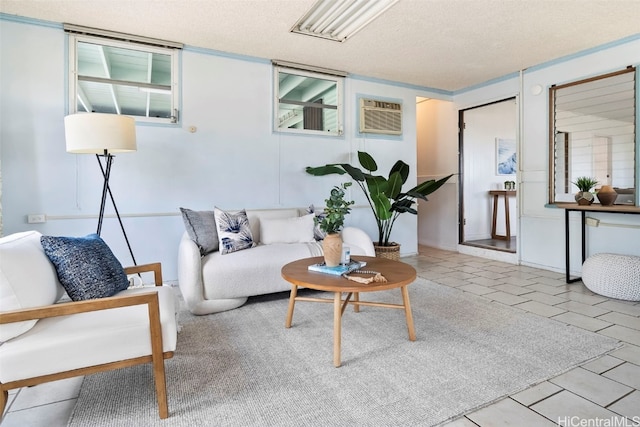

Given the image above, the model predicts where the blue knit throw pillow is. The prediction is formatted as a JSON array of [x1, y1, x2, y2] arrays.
[[40, 234, 129, 301]]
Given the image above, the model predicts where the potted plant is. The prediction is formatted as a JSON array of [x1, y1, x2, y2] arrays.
[[572, 176, 598, 205], [307, 151, 453, 259], [318, 182, 354, 266]]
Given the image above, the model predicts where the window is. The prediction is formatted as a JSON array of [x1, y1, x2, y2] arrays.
[[549, 67, 636, 204], [67, 26, 181, 124], [274, 65, 344, 136]]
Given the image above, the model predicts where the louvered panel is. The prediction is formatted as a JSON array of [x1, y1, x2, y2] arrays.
[[359, 98, 402, 135]]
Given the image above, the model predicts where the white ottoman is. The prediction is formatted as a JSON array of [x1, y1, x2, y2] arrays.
[[582, 253, 640, 301]]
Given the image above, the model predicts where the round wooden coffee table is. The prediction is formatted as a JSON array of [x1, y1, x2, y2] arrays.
[[282, 255, 417, 367]]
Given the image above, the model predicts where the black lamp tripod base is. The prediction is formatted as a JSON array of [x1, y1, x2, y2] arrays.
[[96, 150, 137, 266]]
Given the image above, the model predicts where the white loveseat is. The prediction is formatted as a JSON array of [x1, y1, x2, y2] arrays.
[[178, 208, 375, 315], [0, 231, 178, 419]]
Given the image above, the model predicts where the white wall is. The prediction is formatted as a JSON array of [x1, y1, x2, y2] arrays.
[[0, 18, 448, 280], [518, 41, 640, 273], [453, 41, 640, 274], [3, 17, 638, 281]]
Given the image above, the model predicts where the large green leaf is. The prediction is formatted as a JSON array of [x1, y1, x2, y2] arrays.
[[410, 174, 454, 196], [392, 199, 417, 214], [358, 151, 378, 172], [404, 189, 428, 201], [341, 163, 366, 181], [389, 160, 409, 184], [387, 171, 404, 199], [365, 175, 388, 197], [305, 165, 346, 176], [371, 192, 393, 220]]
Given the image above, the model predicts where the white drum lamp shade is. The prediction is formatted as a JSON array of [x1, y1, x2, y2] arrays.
[[64, 113, 137, 154]]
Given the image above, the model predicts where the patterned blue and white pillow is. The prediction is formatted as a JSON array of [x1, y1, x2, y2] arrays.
[[214, 207, 256, 255], [40, 234, 129, 301], [307, 204, 327, 241]]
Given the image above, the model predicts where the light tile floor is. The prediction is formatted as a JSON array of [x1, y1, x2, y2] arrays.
[[2, 246, 639, 426], [407, 246, 640, 427]]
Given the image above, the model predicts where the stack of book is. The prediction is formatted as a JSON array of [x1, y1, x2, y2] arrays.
[[307, 260, 366, 276]]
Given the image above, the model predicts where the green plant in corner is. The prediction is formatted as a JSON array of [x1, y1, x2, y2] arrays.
[[306, 151, 453, 247], [572, 176, 598, 192], [318, 182, 354, 235]]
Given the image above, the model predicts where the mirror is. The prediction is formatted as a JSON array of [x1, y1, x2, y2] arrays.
[[549, 67, 636, 205]]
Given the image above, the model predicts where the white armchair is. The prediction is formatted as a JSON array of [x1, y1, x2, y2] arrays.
[[0, 231, 177, 419]]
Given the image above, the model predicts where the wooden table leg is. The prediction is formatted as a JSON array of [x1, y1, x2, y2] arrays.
[[353, 292, 360, 312], [333, 291, 342, 367], [285, 285, 297, 328], [401, 286, 416, 341], [341, 293, 353, 315], [504, 192, 511, 240], [491, 194, 498, 239]]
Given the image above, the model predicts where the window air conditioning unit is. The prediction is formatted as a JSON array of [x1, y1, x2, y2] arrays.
[[359, 98, 402, 135]]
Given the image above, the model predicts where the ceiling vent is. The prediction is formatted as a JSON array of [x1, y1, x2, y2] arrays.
[[359, 98, 402, 135]]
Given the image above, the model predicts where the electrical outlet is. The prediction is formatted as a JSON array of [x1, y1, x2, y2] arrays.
[[27, 214, 46, 224], [585, 217, 600, 227]]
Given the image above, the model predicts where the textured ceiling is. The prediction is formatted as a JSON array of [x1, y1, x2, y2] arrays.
[[1, 0, 640, 92]]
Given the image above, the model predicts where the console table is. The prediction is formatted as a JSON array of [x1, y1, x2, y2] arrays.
[[489, 190, 516, 240], [555, 203, 640, 283]]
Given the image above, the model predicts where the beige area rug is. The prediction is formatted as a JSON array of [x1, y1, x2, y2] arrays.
[[68, 277, 620, 426]]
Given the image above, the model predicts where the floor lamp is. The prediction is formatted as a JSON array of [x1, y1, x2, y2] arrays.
[[64, 113, 138, 265]]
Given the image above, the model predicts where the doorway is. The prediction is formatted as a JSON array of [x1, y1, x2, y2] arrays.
[[459, 98, 517, 253]]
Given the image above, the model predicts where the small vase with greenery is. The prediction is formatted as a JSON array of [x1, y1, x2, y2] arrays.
[[572, 176, 598, 205], [318, 182, 354, 235], [307, 151, 453, 250], [318, 182, 354, 266]]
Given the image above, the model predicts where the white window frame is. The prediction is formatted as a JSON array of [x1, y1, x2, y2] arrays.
[[273, 65, 344, 136], [68, 32, 180, 124]]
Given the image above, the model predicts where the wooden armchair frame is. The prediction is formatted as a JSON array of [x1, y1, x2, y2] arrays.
[[0, 263, 174, 419]]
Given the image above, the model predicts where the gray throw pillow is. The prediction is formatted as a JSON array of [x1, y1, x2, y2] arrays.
[[180, 208, 219, 255], [40, 234, 129, 301]]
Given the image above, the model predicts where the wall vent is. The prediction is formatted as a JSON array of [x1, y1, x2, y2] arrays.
[[359, 98, 402, 135]]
